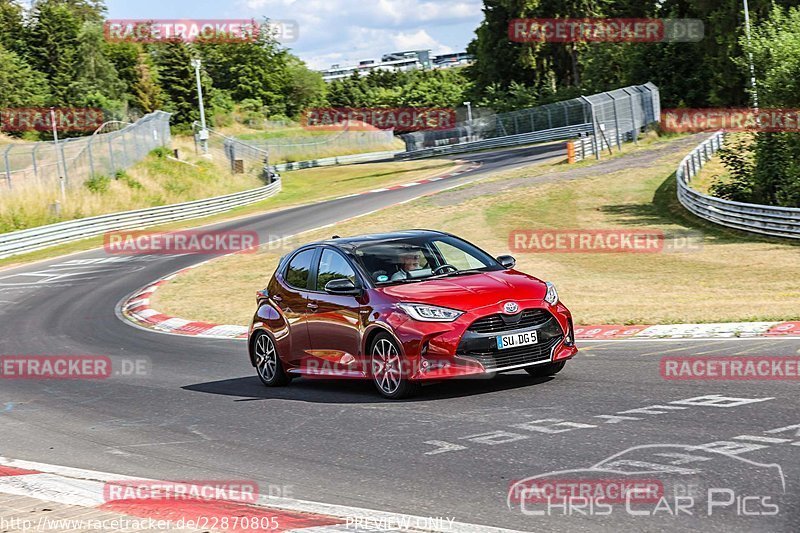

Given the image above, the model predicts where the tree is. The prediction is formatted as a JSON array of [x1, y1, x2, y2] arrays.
[[25, 0, 83, 104], [745, 6, 800, 207], [152, 39, 205, 125], [0, 44, 50, 108], [0, 0, 26, 55], [283, 56, 327, 115], [67, 22, 126, 114], [196, 22, 290, 114], [107, 42, 163, 114]]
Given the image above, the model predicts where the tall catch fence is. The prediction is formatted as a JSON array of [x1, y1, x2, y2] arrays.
[[238, 127, 396, 164], [401, 83, 660, 157], [0, 111, 171, 193]]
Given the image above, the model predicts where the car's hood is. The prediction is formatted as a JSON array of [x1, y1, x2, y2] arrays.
[[376, 269, 547, 310]]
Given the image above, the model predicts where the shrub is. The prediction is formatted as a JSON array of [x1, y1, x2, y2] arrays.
[[115, 170, 143, 189], [150, 146, 172, 159], [85, 175, 111, 193]]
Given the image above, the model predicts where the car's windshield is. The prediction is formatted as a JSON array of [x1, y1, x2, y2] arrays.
[[350, 234, 501, 285]]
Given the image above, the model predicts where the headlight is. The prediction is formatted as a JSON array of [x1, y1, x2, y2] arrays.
[[544, 281, 558, 305], [397, 303, 463, 322]]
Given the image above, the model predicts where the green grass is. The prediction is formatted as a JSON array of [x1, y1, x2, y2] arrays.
[[154, 134, 800, 326], [0, 157, 457, 270]]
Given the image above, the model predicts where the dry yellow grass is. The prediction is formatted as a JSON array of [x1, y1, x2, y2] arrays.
[[155, 136, 800, 326], [0, 141, 262, 233]]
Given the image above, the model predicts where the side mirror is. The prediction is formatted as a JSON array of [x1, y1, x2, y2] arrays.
[[497, 255, 516, 269], [324, 278, 361, 295]]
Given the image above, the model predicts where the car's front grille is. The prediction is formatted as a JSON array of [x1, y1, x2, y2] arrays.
[[468, 309, 552, 334], [461, 335, 562, 371]]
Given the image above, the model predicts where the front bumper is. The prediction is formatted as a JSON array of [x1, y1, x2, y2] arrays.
[[391, 299, 577, 380]]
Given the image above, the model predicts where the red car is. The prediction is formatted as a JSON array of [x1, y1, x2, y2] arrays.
[[248, 230, 577, 398]]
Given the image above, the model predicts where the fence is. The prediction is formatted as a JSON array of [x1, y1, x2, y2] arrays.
[[241, 127, 397, 165], [676, 132, 800, 239], [1, 111, 171, 193], [395, 124, 591, 160], [200, 125, 271, 178], [400, 83, 660, 158], [0, 180, 282, 259]]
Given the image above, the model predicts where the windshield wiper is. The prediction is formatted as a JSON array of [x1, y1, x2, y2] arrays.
[[429, 269, 482, 279]]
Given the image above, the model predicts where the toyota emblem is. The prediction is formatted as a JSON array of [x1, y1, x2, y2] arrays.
[[503, 302, 520, 314]]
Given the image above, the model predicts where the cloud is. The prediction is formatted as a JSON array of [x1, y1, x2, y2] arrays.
[[236, 0, 481, 69]]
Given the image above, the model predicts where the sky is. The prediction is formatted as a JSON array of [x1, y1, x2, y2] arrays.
[[104, 0, 485, 70]]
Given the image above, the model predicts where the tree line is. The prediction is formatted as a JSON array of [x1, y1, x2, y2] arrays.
[[0, 0, 328, 134]]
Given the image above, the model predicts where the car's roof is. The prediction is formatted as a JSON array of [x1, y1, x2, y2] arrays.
[[309, 229, 450, 249]]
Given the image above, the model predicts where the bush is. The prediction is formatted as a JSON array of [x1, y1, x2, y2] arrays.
[[710, 136, 756, 202], [115, 170, 143, 189], [151, 146, 172, 159], [84, 175, 111, 193]]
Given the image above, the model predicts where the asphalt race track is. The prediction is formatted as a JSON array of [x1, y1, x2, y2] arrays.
[[1, 142, 798, 532]]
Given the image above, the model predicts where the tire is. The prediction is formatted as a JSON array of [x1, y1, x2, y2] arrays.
[[525, 361, 566, 378], [369, 333, 419, 399], [253, 331, 290, 387]]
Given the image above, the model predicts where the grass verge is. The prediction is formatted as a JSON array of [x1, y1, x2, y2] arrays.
[[154, 134, 800, 326], [0, 158, 456, 270]]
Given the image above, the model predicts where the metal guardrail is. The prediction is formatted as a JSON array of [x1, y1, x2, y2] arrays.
[[676, 132, 800, 239], [0, 180, 282, 259], [273, 150, 401, 171], [394, 124, 593, 160]]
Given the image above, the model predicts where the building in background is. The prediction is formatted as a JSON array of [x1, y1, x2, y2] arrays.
[[320, 50, 473, 82]]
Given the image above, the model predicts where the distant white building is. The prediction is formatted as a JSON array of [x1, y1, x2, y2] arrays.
[[320, 50, 473, 82]]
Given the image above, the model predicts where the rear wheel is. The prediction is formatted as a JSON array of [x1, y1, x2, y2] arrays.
[[253, 331, 290, 386], [525, 361, 566, 378], [370, 333, 419, 399]]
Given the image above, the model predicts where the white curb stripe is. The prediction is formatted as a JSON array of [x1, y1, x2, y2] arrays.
[[0, 458, 521, 533]]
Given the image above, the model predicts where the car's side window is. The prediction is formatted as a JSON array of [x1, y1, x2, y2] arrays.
[[316, 249, 357, 291], [284, 248, 316, 290]]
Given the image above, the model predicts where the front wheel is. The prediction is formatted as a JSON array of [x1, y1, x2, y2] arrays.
[[525, 360, 566, 378], [370, 333, 419, 399], [253, 331, 290, 387]]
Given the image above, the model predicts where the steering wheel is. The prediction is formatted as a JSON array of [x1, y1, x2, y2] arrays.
[[432, 264, 458, 275]]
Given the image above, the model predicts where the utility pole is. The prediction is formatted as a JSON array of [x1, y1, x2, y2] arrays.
[[191, 58, 209, 154]]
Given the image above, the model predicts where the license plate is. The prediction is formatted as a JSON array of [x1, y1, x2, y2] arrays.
[[496, 330, 538, 350]]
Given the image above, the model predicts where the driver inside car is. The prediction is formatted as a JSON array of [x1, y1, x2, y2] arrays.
[[391, 250, 431, 281]]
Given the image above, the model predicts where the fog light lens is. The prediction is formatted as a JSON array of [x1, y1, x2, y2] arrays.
[[565, 319, 575, 346]]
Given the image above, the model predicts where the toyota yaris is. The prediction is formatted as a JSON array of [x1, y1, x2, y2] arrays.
[[248, 230, 577, 398]]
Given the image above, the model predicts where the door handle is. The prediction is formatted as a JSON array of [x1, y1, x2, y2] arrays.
[[307, 303, 319, 310]]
